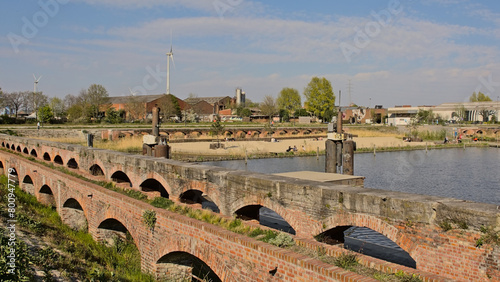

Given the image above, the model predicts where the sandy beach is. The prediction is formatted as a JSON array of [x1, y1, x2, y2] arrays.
[[170, 137, 428, 156]]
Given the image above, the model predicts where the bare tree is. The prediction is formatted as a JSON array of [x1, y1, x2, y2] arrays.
[[49, 97, 65, 118], [31, 91, 48, 120], [86, 84, 110, 120], [4, 91, 28, 118], [64, 94, 79, 109], [260, 95, 278, 120], [124, 95, 146, 121]]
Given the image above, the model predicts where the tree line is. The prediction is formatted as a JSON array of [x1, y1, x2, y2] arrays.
[[250, 76, 337, 123], [0, 84, 117, 124]]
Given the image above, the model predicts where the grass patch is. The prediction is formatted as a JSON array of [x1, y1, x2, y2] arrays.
[[0, 176, 155, 281]]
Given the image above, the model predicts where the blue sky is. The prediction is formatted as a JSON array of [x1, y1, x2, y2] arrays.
[[1, 0, 500, 107]]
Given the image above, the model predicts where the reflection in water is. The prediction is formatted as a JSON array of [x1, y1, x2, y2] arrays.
[[203, 147, 500, 205]]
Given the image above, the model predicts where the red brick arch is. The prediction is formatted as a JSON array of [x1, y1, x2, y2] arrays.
[[230, 197, 311, 236], [92, 213, 142, 255], [140, 171, 173, 197], [322, 212, 417, 257], [88, 159, 108, 177], [152, 236, 225, 280], [60, 197, 89, 231]]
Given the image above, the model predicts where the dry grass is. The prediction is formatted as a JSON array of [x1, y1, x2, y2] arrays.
[[37, 137, 86, 145], [94, 136, 143, 152], [39, 136, 144, 153], [347, 128, 404, 138]]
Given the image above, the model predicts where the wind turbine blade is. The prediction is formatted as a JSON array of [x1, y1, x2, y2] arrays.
[[171, 55, 176, 69], [33, 74, 36, 80], [37, 75, 42, 82]]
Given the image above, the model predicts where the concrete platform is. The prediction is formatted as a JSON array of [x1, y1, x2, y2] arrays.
[[274, 171, 365, 187]]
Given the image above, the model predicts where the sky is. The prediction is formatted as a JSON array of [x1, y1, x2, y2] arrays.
[[1, 0, 500, 107]]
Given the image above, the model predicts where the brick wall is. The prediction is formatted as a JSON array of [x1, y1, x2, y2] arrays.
[[0, 134, 498, 281]]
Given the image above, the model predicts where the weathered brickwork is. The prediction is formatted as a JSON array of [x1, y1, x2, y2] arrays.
[[0, 134, 498, 281], [1, 150, 382, 281]]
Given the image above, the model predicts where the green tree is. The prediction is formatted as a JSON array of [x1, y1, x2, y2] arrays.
[[277, 87, 301, 114], [304, 77, 335, 120], [294, 108, 309, 117], [104, 107, 123, 124], [260, 95, 278, 120], [416, 109, 434, 124], [236, 107, 252, 117], [38, 105, 54, 123], [279, 109, 290, 122], [210, 117, 225, 147], [469, 92, 492, 102]]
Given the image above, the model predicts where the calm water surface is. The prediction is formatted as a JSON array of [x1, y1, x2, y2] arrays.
[[203, 147, 500, 205]]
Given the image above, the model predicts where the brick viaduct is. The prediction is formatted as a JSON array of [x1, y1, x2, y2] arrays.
[[0, 134, 498, 281], [100, 126, 327, 141]]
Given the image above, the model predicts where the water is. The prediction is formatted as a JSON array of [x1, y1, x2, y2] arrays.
[[203, 147, 499, 205], [203, 147, 499, 267]]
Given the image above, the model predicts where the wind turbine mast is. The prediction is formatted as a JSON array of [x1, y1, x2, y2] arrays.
[[166, 46, 173, 94], [166, 30, 175, 95]]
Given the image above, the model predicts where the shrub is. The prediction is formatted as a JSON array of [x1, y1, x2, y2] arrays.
[[150, 197, 174, 209], [268, 232, 295, 248]]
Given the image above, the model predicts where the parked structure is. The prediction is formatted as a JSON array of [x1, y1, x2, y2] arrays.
[[341, 105, 387, 124], [387, 101, 500, 125]]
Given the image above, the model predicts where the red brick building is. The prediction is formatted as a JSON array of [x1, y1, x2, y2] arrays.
[[108, 94, 188, 120]]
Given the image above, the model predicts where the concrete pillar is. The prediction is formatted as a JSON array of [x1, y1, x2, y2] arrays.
[[152, 106, 160, 137], [337, 111, 343, 134], [86, 134, 94, 147], [342, 140, 355, 175], [325, 139, 337, 173]]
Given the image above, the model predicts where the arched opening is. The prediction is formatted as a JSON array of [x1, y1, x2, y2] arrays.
[[22, 175, 35, 195], [39, 185, 56, 207], [67, 158, 79, 169], [156, 251, 221, 282], [235, 205, 295, 235], [89, 164, 104, 176], [1, 142, 4, 147], [11, 144, 15, 150], [62, 198, 87, 231], [97, 218, 133, 247], [180, 190, 219, 213], [5, 143, 9, 149], [54, 155, 63, 165], [111, 171, 132, 187], [30, 149, 38, 158], [23, 147, 28, 154], [43, 152, 51, 161], [139, 179, 169, 198], [315, 226, 416, 268], [0, 161, 4, 175], [16, 145, 21, 152]]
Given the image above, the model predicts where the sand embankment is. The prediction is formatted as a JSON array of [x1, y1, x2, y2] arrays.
[[170, 137, 427, 156]]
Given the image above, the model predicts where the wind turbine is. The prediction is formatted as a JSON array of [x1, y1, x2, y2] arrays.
[[166, 32, 175, 95], [128, 87, 138, 96], [33, 74, 42, 94]]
